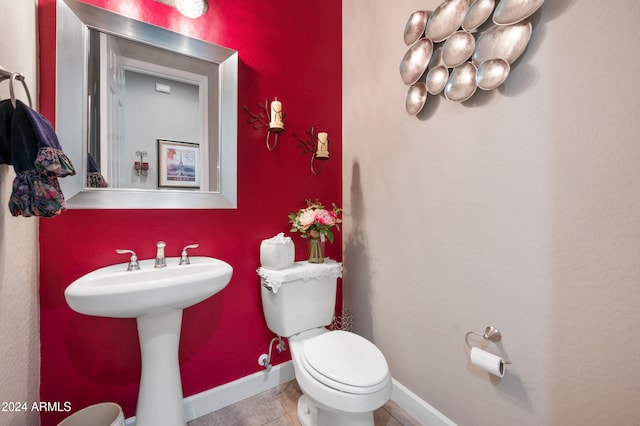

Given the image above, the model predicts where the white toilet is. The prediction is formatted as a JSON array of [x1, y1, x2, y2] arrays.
[[258, 260, 392, 426]]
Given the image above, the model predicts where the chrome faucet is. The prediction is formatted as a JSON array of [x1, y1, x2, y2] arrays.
[[116, 249, 140, 271], [154, 241, 167, 268], [179, 244, 199, 265]]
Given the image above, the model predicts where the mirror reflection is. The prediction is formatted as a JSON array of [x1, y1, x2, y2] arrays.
[[86, 29, 213, 191], [57, 0, 238, 209]]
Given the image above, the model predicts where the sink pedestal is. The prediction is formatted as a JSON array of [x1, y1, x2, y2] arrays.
[[64, 256, 233, 424], [136, 309, 186, 426]]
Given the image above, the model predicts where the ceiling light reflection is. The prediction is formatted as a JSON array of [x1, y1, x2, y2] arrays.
[[175, 0, 208, 18]]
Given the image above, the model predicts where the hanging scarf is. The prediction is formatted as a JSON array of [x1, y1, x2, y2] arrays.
[[0, 99, 76, 217]]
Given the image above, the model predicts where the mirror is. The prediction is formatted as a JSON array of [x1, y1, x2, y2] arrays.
[[57, 0, 238, 209]]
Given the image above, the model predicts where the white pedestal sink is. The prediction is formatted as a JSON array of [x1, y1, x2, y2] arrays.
[[65, 256, 233, 426]]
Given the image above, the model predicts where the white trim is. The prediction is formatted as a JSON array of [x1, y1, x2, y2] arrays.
[[125, 367, 456, 426], [125, 361, 295, 425], [391, 379, 457, 426]]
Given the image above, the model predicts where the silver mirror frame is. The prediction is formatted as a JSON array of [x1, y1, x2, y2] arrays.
[[56, 0, 238, 209]]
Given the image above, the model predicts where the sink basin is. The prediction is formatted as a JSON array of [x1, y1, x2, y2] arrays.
[[64, 255, 232, 426], [65, 256, 232, 318]]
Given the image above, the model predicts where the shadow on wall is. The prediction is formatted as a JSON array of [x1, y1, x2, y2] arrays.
[[343, 160, 374, 340]]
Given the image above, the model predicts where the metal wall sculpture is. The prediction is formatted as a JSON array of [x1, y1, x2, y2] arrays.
[[400, 0, 544, 115]]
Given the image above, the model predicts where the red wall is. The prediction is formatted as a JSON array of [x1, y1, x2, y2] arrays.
[[37, 1, 342, 424]]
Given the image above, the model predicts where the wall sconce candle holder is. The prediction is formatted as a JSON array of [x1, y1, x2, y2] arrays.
[[135, 150, 149, 176], [293, 127, 330, 175], [243, 98, 285, 151]]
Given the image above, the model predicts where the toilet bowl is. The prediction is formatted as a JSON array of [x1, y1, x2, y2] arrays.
[[290, 329, 392, 426], [258, 260, 392, 426]]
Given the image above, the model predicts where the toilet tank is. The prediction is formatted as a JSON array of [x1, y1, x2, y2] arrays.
[[259, 260, 342, 337]]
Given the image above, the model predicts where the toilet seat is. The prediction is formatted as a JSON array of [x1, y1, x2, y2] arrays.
[[300, 330, 390, 395]]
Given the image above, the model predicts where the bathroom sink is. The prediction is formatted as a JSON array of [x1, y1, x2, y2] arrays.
[[64, 255, 233, 426], [65, 256, 233, 318]]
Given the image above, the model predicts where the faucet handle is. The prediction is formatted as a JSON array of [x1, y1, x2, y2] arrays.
[[179, 243, 200, 265], [116, 249, 140, 271]]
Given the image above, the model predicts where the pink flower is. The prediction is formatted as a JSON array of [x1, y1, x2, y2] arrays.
[[288, 199, 342, 243], [315, 209, 335, 226], [298, 209, 316, 229]]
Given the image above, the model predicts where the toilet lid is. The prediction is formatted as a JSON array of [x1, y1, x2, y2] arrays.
[[301, 330, 389, 394]]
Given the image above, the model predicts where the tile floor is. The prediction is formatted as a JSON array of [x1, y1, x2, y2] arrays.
[[187, 380, 421, 426]]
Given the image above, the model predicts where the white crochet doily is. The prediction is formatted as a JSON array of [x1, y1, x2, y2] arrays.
[[257, 259, 343, 294]]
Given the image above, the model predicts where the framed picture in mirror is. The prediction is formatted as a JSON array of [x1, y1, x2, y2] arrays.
[[158, 139, 200, 189]]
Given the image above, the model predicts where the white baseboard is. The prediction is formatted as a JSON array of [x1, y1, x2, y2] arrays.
[[125, 364, 456, 426], [391, 379, 457, 426], [183, 361, 296, 421], [125, 361, 295, 425]]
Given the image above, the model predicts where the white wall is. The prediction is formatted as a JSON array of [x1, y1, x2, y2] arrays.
[[124, 71, 200, 189], [0, 0, 40, 425], [342, 1, 640, 425]]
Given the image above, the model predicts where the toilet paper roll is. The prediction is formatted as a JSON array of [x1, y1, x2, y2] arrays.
[[470, 347, 506, 378]]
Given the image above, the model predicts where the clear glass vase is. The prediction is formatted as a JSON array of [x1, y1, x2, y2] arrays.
[[308, 237, 325, 263]]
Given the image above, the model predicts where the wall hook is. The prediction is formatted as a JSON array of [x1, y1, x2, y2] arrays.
[[0, 65, 32, 108]]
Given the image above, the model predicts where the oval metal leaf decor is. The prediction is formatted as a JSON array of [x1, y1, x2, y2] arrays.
[[400, 0, 543, 115]]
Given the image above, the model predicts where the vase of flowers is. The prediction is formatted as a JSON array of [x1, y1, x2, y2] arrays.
[[288, 199, 342, 263], [307, 234, 325, 264]]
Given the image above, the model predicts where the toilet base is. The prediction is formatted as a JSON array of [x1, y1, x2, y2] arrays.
[[297, 394, 374, 426]]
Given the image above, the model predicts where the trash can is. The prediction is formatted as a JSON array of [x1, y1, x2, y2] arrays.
[[57, 402, 125, 426]]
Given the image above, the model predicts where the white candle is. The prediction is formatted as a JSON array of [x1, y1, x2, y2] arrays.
[[316, 132, 329, 158], [269, 98, 284, 129]]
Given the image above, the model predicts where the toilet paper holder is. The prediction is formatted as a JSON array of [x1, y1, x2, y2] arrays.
[[465, 326, 512, 364], [465, 326, 502, 348]]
